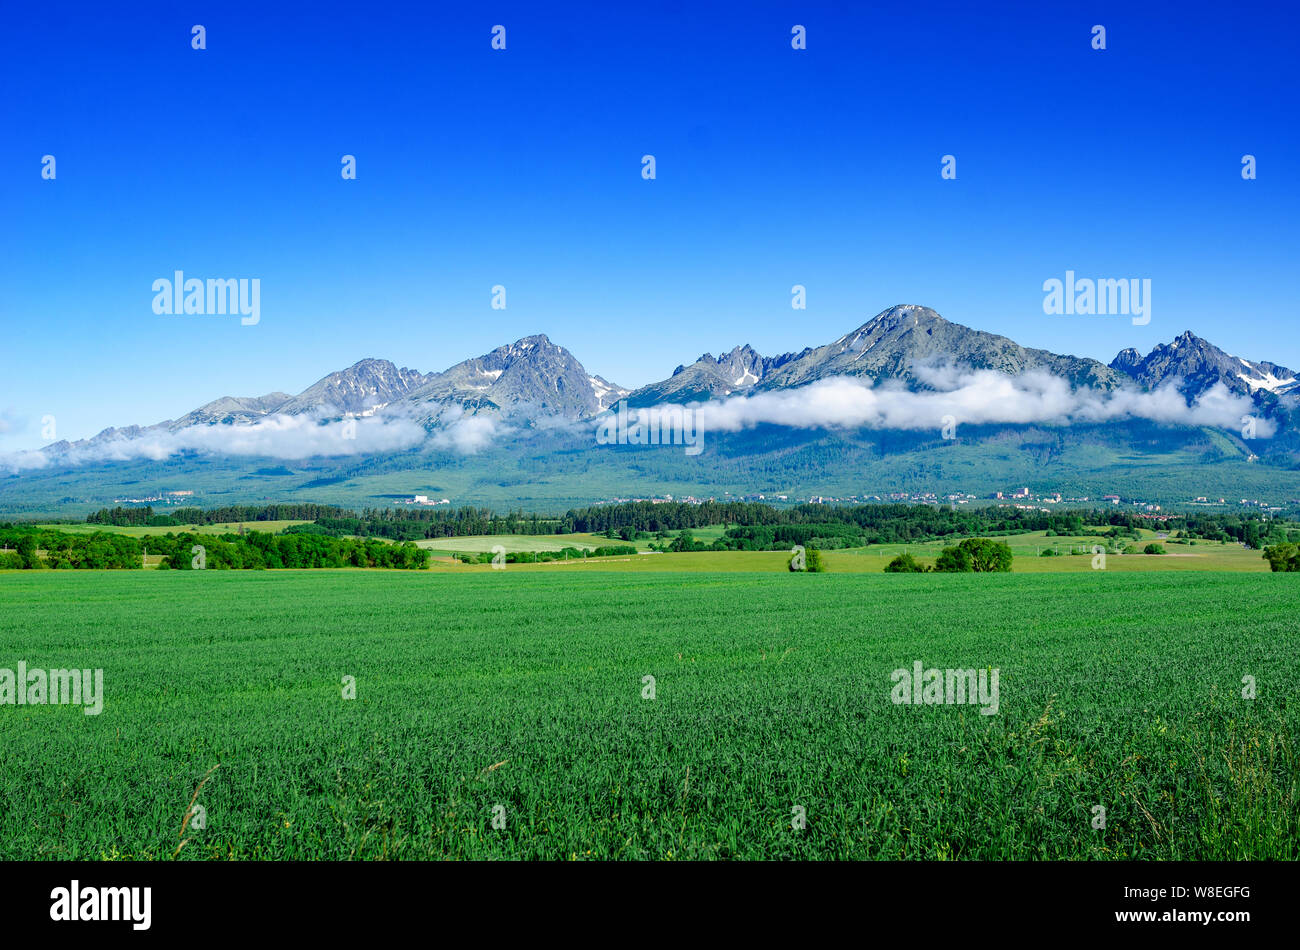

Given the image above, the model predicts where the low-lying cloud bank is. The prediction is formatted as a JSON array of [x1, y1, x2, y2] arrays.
[[687, 369, 1271, 436], [0, 410, 430, 472], [427, 406, 514, 454], [0, 370, 1272, 472]]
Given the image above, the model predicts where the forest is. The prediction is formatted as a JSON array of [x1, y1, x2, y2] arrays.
[[0, 526, 429, 570]]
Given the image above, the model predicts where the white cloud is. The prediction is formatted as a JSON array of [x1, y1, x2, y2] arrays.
[[0, 410, 429, 472], [427, 406, 512, 454], [681, 371, 1273, 437], [0, 370, 1274, 474], [0, 449, 48, 472]]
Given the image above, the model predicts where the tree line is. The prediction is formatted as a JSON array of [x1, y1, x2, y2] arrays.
[[86, 503, 563, 536], [78, 500, 1299, 549], [86, 503, 354, 527], [885, 539, 1014, 573], [0, 525, 429, 570]]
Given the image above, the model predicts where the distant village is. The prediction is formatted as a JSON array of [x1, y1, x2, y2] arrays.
[[107, 486, 1291, 518], [601, 487, 1293, 516], [109, 490, 194, 505]]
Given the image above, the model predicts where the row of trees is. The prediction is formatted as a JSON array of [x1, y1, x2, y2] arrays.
[[287, 509, 567, 541], [565, 501, 1293, 545], [0, 526, 429, 570], [717, 523, 869, 550], [81, 500, 1297, 549], [885, 539, 1014, 573], [460, 544, 637, 565], [155, 532, 429, 570], [86, 503, 353, 526], [1, 528, 143, 569]]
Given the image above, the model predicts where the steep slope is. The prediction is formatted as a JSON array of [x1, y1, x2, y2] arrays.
[[275, 359, 431, 416], [1111, 331, 1300, 399], [166, 393, 293, 429], [406, 334, 627, 419]]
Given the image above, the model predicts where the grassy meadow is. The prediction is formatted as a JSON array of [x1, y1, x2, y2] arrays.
[[407, 529, 1269, 573], [0, 569, 1295, 860], [28, 522, 1270, 573], [414, 532, 615, 555]]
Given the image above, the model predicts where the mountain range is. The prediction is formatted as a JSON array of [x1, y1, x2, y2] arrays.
[[50, 304, 1298, 448], [13, 305, 1300, 516]]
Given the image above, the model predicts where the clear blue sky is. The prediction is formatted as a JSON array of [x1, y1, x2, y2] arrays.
[[1, 0, 1296, 451]]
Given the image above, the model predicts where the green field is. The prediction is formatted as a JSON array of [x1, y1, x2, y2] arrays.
[[1, 570, 1295, 860], [409, 531, 1268, 573], [35, 523, 1271, 573], [414, 532, 615, 555], [842, 531, 1268, 573]]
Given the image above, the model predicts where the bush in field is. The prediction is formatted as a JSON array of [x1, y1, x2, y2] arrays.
[[1144, 543, 1166, 555], [789, 547, 824, 572], [884, 553, 926, 573], [1263, 543, 1300, 572], [669, 531, 708, 553], [934, 538, 1012, 573], [16, 535, 41, 569], [933, 546, 972, 572]]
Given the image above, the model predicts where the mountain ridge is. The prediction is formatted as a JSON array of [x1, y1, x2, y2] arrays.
[[42, 307, 1300, 458], [1109, 330, 1300, 399]]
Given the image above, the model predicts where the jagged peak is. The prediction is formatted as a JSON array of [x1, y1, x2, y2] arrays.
[[864, 304, 945, 326]]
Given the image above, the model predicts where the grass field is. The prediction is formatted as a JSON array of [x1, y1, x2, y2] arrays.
[[414, 532, 615, 554], [407, 531, 1268, 573], [33, 523, 1269, 573], [842, 531, 1268, 573], [1, 570, 1295, 860]]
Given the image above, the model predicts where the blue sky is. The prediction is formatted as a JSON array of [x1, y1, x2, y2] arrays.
[[1, 0, 1296, 451]]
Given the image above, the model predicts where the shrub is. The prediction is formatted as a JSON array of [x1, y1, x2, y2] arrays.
[[669, 531, 708, 553], [1144, 543, 1166, 555], [1263, 543, 1300, 572], [885, 553, 926, 573], [933, 546, 972, 572], [934, 538, 1012, 573], [789, 547, 825, 572]]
